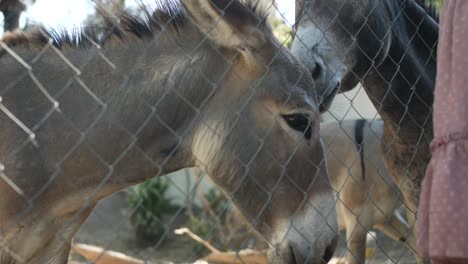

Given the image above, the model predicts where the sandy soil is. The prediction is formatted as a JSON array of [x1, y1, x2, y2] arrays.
[[72, 192, 416, 264]]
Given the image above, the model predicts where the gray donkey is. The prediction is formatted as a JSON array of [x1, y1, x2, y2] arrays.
[[292, 0, 437, 261], [0, 1, 338, 263]]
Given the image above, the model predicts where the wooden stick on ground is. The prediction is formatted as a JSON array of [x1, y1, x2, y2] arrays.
[[174, 227, 221, 253], [72, 243, 144, 264], [174, 227, 268, 264], [201, 249, 268, 264]]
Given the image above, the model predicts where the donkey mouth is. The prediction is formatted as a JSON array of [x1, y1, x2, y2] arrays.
[[323, 236, 338, 263], [319, 82, 340, 113], [289, 243, 303, 264]]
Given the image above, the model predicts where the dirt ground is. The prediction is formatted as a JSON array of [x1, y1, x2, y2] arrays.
[[72, 192, 416, 264]]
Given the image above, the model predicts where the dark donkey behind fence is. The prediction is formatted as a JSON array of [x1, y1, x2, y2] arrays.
[[292, 0, 437, 261], [0, 0, 339, 263]]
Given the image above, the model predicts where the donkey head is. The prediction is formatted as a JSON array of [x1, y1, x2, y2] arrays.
[[182, 1, 338, 263], [291, 0, 396, 111]]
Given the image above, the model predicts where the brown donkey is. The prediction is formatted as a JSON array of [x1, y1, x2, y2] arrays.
[[0, 1, 338, 263], [292, 0, 437, 261], [322, 119, 416, 264]]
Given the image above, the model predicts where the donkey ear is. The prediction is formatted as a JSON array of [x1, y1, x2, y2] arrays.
[[181, 0, 265, 49]]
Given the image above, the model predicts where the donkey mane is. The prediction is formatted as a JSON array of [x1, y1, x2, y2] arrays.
[[0, 0, 269, 51]]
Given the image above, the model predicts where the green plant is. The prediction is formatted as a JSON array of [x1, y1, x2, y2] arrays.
[[184, 185, 264, 255], [427, 0, 444, 10], [186, 188, 230, 241], [271, 16, 293, 48], [128, 177, 178, 242]]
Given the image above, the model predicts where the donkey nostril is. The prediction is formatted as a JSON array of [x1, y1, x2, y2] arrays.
[[323, 237, 338, 263], [289, 243, 301, 264], [322, 246, 334, 263], [311, 62, 323, 80]]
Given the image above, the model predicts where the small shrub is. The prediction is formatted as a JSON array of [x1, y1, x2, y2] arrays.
[[128, 177, 178, 243], [271, 17, 293, 48], [185, 186, 264, 255]]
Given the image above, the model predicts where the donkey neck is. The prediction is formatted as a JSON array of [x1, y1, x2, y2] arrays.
[[0, 33, 227, 204], [362, 0, 437, 143]]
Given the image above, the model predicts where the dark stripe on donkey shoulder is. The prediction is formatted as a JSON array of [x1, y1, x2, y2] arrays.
[[354, 119, 367, 180]]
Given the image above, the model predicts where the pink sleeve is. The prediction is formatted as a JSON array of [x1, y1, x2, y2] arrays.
[[417, 0, 468, 259]]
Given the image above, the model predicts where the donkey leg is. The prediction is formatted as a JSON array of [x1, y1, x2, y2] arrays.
[[27, 241, 71, 264], [388, 165, 427, 263], [374, 213, 416, 252], [24, 206, 95, 264], [378, 205, 427, 263], [345, 216, 368, 264], [375, 214, 414, 244], [404, 207, 429, 264]]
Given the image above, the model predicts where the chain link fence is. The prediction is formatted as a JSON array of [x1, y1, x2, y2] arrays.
[[0, 0, 440, 263]]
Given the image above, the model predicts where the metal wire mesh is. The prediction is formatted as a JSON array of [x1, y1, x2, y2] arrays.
[[0, 0, 439, 263]]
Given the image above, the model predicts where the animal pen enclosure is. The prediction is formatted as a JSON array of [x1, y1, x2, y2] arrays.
[[0, 0, 441, 263]]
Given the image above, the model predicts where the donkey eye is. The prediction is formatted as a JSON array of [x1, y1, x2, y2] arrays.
[[281, 113, 312, 140]]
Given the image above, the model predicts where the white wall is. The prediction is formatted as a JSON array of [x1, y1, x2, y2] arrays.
[[321, 84, 380, 122], [164, 168, 217, 207]]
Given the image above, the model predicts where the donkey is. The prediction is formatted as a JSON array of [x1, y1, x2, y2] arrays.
[[0, 0, 25, 32], [291, 0, 437, 260], [322, 119, 416, 264], [0, 1, 339, 263]]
